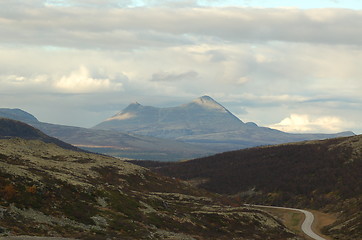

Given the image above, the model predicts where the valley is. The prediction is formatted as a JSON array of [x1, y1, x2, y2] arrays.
[[2, 0, 362, 239], [0, 97, 360, 239]]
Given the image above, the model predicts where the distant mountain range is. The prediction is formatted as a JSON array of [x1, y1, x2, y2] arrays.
[[94, 96, 354, 152], [0, 96, 355, 160], [0, 109, 213, 161]]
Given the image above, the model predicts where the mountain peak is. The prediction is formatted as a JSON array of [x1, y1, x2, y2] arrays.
[[199, 95, 215, 101], [192, 95, 227, 112], [122, 102, 143, 111], [105, 102, 143, 121], [195, 95, 216, 102]]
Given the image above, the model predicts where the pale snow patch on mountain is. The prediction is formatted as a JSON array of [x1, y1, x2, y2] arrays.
[[106, 112, 135, 121]]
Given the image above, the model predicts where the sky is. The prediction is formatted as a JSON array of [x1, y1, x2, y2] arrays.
[[1, 0, 361, 134]]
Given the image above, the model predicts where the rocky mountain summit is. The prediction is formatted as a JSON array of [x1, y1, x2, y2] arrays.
[[94, 96, 354, 152], [0, 120, 299, 239]]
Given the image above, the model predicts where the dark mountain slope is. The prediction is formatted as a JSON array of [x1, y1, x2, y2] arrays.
[[0, 118, 82, 152], [0, 137, 297, 239], [0, 108, 38, 123], [142, 135, 362, 240]]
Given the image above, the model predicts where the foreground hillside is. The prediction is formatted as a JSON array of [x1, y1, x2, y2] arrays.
[[0, 121, 298, 239], [139, 135, 362, 240]]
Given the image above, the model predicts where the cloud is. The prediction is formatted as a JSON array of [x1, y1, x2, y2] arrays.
[[4, 75, 27, 84], [54, 66, 123, 93], [140, 0, 199, 7], [269, 114, 344, 133], [2, 6, 362, 50], [150, 70, 198, 82], [49, 0, 134, 7], [0, 74, 50, 92]]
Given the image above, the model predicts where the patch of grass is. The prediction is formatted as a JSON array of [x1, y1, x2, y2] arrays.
[[102, 189, 142, 220], [61, 200, 98, 225], [107, 212, 148, 239], [290, 212, 303, 228]]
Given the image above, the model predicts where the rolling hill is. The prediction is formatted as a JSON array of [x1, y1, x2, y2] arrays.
[[0, 119, 298, 239], [138, 135, 362, 240]]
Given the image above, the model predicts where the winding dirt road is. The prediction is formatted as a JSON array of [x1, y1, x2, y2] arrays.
[[248, 204, 327, 240]]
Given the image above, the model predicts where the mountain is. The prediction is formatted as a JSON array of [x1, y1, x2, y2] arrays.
[[0, 109, 214, 161], [94, 96, 245, 138], [94, 96, 354, 152], [0, 127, 298, 239], [137, 135, 362, 240]]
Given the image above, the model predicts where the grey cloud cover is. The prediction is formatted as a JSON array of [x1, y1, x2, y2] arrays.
[[151, 71, 198, 82], [0, 0, 361, 134], [2, 4, 362, 48]]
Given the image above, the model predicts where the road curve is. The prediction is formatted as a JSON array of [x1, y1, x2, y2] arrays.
[[247, 204, 327, 240]]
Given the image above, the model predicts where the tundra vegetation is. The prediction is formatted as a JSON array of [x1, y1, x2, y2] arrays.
[[0, 135, 299, 239], [137, 135, 362, 240]]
